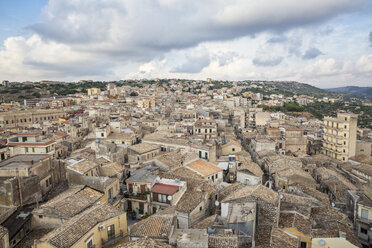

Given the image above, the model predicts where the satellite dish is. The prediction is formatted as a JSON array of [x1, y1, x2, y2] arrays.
[[215, 200, 220, 206], [331, 202, 335, 207], [167, 195, 173, 201], [279, 194, 284, 200]]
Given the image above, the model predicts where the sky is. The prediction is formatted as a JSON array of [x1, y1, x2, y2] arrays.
[[0, 0, 372, 88]]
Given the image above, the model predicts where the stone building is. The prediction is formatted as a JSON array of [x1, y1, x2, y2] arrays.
[[322, 112, 358, 162]]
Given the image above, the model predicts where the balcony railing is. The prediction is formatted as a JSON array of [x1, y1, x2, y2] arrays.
[[102, 231, 124, 247], [358, 217, 372, 224], [127, 192, 148, 201]]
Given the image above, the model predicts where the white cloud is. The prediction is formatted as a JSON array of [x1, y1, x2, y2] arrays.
[[0, 0, 370, 87]]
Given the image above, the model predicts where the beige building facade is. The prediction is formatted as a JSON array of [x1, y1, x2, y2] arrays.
[[322, 112, 357, 162]]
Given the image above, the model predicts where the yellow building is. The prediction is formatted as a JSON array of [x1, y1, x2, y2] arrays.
[[279, 212, 312, 248], [87, 88, 101, 96], [137, 98, 156, 109], [312, 238, 358, 248], [0, 109, 66, 128], [34, 203, 127, 248], [322, 112, 358, 162]]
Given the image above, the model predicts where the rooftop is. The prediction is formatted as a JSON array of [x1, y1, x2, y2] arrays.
[[222, 184, 279, 205], [67, 159, 98, 174], [38, 203, 122, 248], [129, 143, 159, 154], [186, 159, 222, 177], [129, 214, 175, 239], [126, 166, 159, 183], [118, 237, 173, 248], [176, 190, 205, 212], [151, 183, 179, 195], [33, 186, 103, 219], [0, 154, 50, 170]]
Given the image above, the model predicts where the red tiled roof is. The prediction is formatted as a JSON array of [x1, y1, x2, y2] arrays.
[[16, 132, 42, 136], [151, 183, 179, 195], [8, 140, 56, 146], [55, 132, 69, 137]]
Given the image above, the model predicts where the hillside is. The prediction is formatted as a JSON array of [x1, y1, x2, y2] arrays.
[[325, 86, 372, 100]]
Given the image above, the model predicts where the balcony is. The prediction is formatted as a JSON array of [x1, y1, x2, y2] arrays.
[[102, 231, 125, 247], [127, 192, 149, 202], [358, 217, 372, 224]]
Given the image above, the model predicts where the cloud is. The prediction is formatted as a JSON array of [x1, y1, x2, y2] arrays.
[[267, 35, 288, 43], [369, 31, 372, 47], [214, 51, 238, 66], [171, 49, 211, 73], [28, 0, 363, 60], [252, 55, 284, 67], [302, 47, 324, 59], [0, 0, 369, 83]]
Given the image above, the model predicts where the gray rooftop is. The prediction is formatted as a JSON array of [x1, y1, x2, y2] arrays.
[[126, 166, 159, 183], [0, 154, 49, 170]]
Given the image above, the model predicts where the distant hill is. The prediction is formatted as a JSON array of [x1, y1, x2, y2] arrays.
[[325, 86, 372, 100]]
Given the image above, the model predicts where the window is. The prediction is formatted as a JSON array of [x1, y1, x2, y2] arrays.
[[361, 209, 369, 219], [86, 237, 94, 248], [32, 147, 35, 153], [158, 194, 167, 203], [200, 206, 203, 211], [361, 227, 368, 235], [49, 178, 52, 185], [344, 133, 346, 137], [344, 125, 347, 129], [343, 149, 346, 153], [108, 188, 113, 200], [216, 174, 218, 179], [199, 151, 202, 158], [343, 157, 345, 161], [101, 133, 104, 137], [25, 147, 29, 153], [344, 141, 346, 145], [22, 137, 27, 142], [232, 148, 235, 152], [300, 241, 307, 248], [46, 180, 49, 187]]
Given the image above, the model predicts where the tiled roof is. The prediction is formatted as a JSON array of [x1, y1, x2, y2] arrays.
[[186, 159, 222, 177], [54, 132, 69, 137], [130, 214, 175, 239], [176, 190, 205, 212], [270, 227, 298, 248], [33, 186, 103, 218], [118, 237, 173, 248], [222, 185, 279, 205], [39, 204, 122, 248], [279, 212, 311, 235], [8, 140, 56, 146], [311, 206, 360, 247], [68, 160, 98, 174], [151, 183, 179, 195], [129, 143, 159, 154], [191, 214, 217, 229]]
